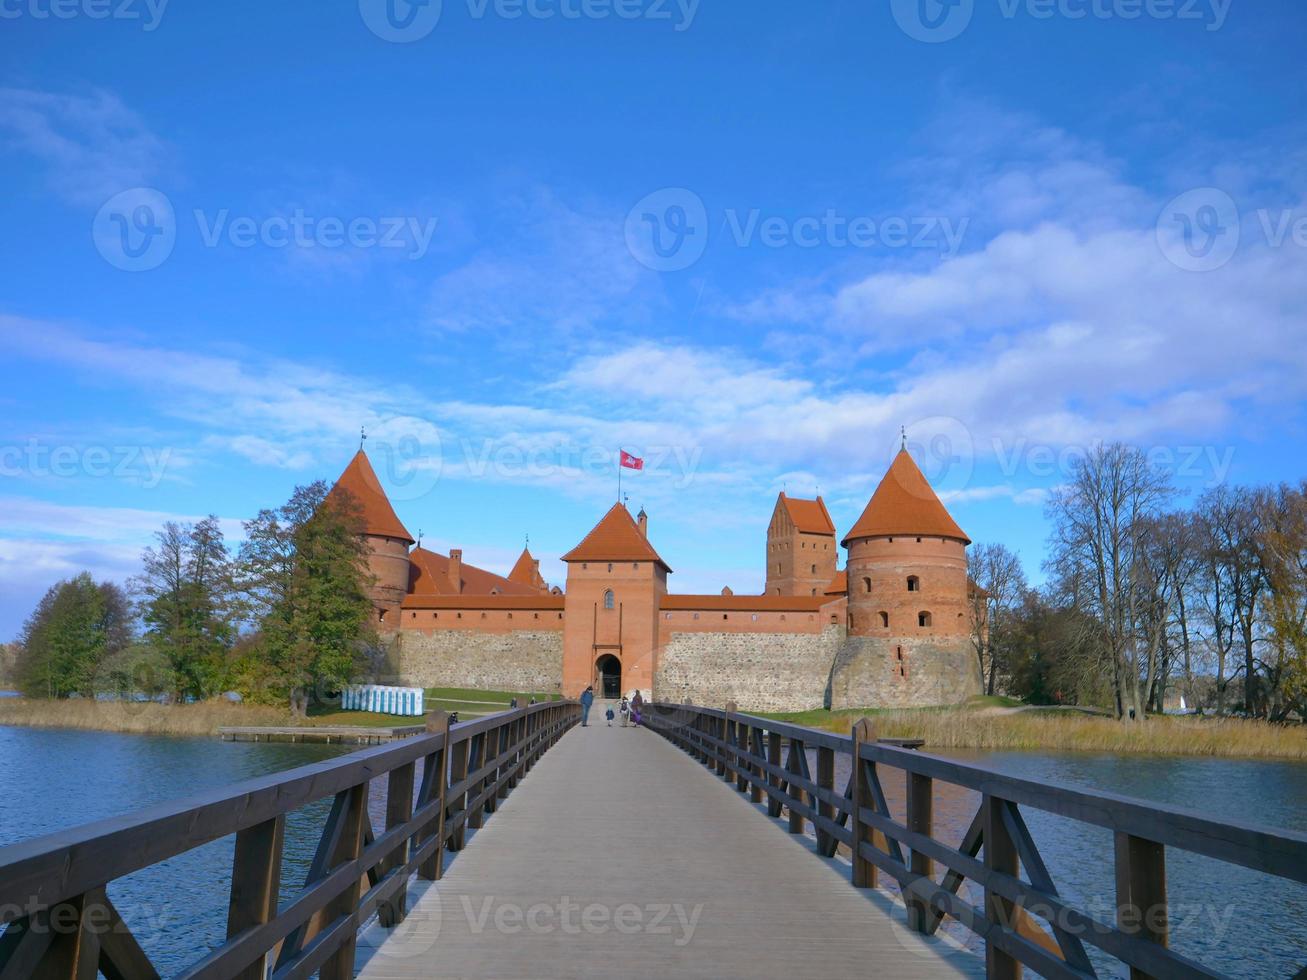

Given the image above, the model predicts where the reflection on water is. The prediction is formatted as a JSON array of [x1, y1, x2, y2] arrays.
[[806, 745, 1307, 979]]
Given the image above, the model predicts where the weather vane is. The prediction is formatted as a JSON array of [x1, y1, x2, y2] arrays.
[[901, 425, 907, 450], [360, 425, 367, 451], [416, 528, 423, 549]]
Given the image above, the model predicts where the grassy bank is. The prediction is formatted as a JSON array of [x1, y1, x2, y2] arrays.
[[0, 698, 433, 737], [760, 700, 1307, 760]]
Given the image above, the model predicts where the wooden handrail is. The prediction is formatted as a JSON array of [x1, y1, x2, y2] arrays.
[[647, 702, 1307, 980], [0, 700, 581, 980]]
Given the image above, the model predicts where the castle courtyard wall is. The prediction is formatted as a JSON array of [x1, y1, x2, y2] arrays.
[[654, 624, 845, 712], [395, 628, 564, 694]]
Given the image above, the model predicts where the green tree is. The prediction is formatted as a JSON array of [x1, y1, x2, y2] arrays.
[[238, 481, 376, 715], [134, 516, 236, 700], [16, 573, 132, 699]]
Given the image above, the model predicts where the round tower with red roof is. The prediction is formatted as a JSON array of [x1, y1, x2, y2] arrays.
[[327, 450, 415, 625], [830, 448, 981, 707]]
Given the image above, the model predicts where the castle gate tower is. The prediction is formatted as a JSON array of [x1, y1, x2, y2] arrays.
[[560, 504, 669, 700]]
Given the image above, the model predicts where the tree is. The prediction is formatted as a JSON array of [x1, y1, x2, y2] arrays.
[[16, 573, 132, 699], [238, 482, 376, 715], [967, 542, 1028, 695], [1046, 443, 1173, 720], [134, 516, 236, 701], [1256, 482, 1307, 720]]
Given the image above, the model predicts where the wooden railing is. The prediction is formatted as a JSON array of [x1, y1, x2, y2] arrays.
[[0, 700, 580, 980], [646, 702, 1307, 980]]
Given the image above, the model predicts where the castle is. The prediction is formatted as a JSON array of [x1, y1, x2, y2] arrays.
[[329, 447, 983, 712]]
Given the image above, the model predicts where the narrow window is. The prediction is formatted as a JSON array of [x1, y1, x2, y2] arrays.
[[604, 589, 615, 609], [879, 611, 889, 628], [810, 563, 816, 574], [918, 611, 932, 628], [907, 576, 920, 592], [862, 577, 872, 594]]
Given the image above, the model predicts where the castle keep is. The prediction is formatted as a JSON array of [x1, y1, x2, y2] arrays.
[[331, 448, 982, 711]]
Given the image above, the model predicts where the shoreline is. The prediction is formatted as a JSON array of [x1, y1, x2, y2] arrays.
[[0, 697, 401, 738], [762, 705, 1307, 761]]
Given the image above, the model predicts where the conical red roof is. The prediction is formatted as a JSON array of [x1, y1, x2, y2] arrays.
[[326, 450, 414, 544], [561, 503, 671, 572], [842, 449, 969, 546], [507, 547, 548, 591]]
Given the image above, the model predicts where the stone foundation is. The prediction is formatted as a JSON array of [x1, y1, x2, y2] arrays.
[[828, 635, 980, 709], [395, 630, 564, 693]]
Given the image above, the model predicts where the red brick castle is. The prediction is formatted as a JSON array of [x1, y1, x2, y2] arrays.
[[330, 448, 982, 711]]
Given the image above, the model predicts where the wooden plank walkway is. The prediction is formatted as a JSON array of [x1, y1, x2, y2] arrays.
[[354, 720, 982, 978]]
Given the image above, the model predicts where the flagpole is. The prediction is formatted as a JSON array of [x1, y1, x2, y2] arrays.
[[618, 447, 622, 504]]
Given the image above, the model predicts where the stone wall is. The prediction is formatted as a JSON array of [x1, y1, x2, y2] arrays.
[[395, 630, 564, 694], [654, 625, 844, 712], [828, 634, 980, 709]]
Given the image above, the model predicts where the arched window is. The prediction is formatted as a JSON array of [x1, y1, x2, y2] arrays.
[[918, 611, 932, 628], [810, 564, 816, 574], [907, 576, 920, 592], [879, 611, 889, 628], [862, 577, 872, 594], [603, 589, 615, 609]]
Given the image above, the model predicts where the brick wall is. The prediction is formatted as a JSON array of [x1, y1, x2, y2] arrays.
[[828, 634, 980, 709], [653, 625, 845, 712], [396, 629, 564, 693]]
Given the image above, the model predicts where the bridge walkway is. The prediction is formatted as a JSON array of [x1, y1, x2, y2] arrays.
[[354, 718, 981, 979]]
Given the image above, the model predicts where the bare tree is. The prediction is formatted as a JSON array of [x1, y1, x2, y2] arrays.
[[1195, 486, 1267, 714], [968, 542, 1028, 696], [1046, 443, 1173, 720]]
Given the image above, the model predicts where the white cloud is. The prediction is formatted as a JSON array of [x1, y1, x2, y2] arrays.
[[0, 88, 167, 206]]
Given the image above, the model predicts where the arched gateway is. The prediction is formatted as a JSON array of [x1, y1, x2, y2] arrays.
[[596, 654, 621, 699]]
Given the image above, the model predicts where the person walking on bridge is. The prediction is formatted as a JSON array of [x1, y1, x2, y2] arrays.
[[630, 690, 644, 727], [618, 695, 630, 727], [580, 686, 594, 727]]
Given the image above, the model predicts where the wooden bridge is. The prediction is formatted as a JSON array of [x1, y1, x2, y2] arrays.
[[1, 701, 1306, 979]]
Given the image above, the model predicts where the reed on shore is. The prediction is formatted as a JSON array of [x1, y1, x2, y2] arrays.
[[765, 703, 1307, 760], [0, 698, 375, 737]]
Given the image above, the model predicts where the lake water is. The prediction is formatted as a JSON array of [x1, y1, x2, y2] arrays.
[[1, 722, 1304, 977]]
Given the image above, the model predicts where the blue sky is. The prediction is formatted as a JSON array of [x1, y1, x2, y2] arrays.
[[2, 0, 1305, 639]]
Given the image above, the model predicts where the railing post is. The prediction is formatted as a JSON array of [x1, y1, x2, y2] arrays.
[[766, 729, 783, 819], [719, 704, 733, 780], [420, 711, 450, 881], [726, 702, 747, 792], [320, 782, 367, 980], [984, 793, 1021, 980], [851, 718, 876, 889], [787, 736, 805, 835], [749, 726, 764, 804], [816, 743, 835, 856], [227, 814, 284, 980], [1115, 832, 1168, 980], [906, 772, 933, 933], [40, 892, 99, 980], [379, 761, 416, 927], [448, 730, 471, 851]]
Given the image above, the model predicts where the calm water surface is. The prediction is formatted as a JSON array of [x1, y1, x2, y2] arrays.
[[1, 723, 1304, 977]]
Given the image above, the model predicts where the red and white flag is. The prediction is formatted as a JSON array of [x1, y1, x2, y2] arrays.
[[620, 450, 644, 471]]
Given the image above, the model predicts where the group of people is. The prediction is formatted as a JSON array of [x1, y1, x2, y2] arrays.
[[578, 687, 643, 728]]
